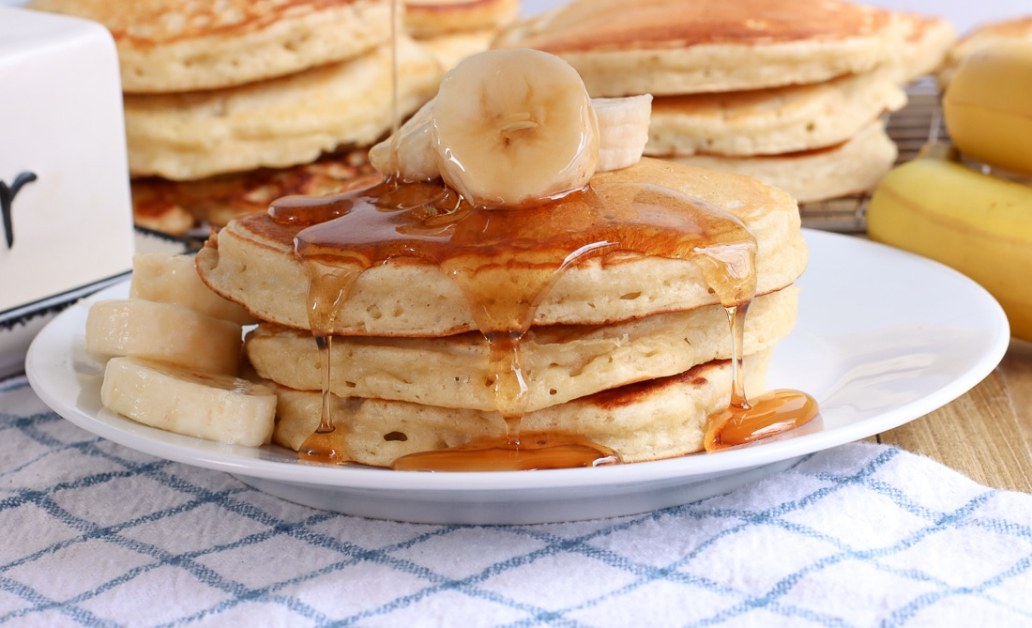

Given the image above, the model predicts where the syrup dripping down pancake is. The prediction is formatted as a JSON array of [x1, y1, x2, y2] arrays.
[[270, 349, 775, 467], [196, 158, 808, 336], [246, 287, 797, 413]]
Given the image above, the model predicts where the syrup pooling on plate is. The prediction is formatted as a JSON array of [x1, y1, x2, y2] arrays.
[[393, 431, 619, 472], [702, 302, 820, 451], [267, 174, 777, 470]]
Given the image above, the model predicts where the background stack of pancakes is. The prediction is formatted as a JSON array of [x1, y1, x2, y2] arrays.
[[496, 0, 954, 204], [406, 0, 519, 72], [29, 0, 516, 236], [196, 159, 809, 466]]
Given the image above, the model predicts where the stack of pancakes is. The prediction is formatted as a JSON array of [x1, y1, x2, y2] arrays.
[[195, 158, 809, 467], [495, 0, 954, 204], [28, 0, 456, 235]]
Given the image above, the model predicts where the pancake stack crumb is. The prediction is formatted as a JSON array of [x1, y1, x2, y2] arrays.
[[28, 0, 446, 234], [495, 0, 954, 204]]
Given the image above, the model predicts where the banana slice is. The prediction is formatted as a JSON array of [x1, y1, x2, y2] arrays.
[[130, 253, 257, 325], [592, 95, 653, 172], [368, 100, 438, 182], [101, 357, 276, 447], [431, 48, 599, 207], [86, 299, 242, 375], [369, 95, 652, 187]]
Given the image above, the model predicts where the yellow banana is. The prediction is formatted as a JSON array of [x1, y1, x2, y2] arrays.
[[943, 40, 1032, 176], [866, 145, 1032, 341]]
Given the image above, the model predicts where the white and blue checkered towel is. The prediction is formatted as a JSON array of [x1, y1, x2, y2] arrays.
[[2, 373, 1030, 626]]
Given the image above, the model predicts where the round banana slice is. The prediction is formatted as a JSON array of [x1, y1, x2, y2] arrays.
[[592, 95, 653, 171], [368, 99, 438, 182], [431, 48, 599, 207], [85, 299, 242, 375], [370, 94, 653, 184], [101, 356, 276, 447], [130, 253, 256, 325]]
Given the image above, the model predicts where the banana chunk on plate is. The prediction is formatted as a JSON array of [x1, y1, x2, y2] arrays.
[[86, 298, 242, 375], [101, 357, 276, 447], [130, 253, 256, 325]]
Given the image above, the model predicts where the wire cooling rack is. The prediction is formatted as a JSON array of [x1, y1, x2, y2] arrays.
[[798, 78, 945, 233]]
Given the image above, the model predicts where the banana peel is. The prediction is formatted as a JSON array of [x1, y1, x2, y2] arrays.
[[943, 40, 1032, 177], [866, 144, 1032, 340]]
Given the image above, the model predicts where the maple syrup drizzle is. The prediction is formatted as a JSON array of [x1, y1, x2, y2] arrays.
[[295, 260, 364, 462], [388, 0, 400, 141], [270, 176, 795, 469], [702, 303, 819, 451], [298, 0, 405, 464], [482, 331, 528, 443]]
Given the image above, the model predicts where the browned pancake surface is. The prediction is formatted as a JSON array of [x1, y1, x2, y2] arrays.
[[132, 149, 377, 234], [509, 0, 895, 52]]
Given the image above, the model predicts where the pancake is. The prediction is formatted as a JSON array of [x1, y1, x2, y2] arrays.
[[419, 26, 500, 72], [671, 119, 897, 203], [405, 0, 518, 38], [646, 68, 906, 157], [131, 192, 196, 236], [938, 16, 1032, 86], [271, 349, 773, 466], [892, 12, 955, 84], [493, 0, 905, 96], [196, 158, 808, 336], [124, 36, 442, 180], [246, 286, 796, 412], [28, 0, 391, 94], [131, 148, 376, 235]]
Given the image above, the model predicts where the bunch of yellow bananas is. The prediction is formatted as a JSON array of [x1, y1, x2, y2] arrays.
[[867, 41, 1032, 341]]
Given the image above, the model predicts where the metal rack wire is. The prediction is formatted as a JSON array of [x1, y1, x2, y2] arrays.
[[798, 78, 945, 233]]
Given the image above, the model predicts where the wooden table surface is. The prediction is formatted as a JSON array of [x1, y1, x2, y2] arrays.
[[874, 338, 1032, 493]]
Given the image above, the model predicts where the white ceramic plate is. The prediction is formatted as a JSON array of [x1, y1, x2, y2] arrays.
[[25, 230, 1010, 524]]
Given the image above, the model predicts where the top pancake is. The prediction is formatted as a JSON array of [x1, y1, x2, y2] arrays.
[[493, 0, 905, 96], [196, 158, 808, 336], [28, 0, 391, 93]]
